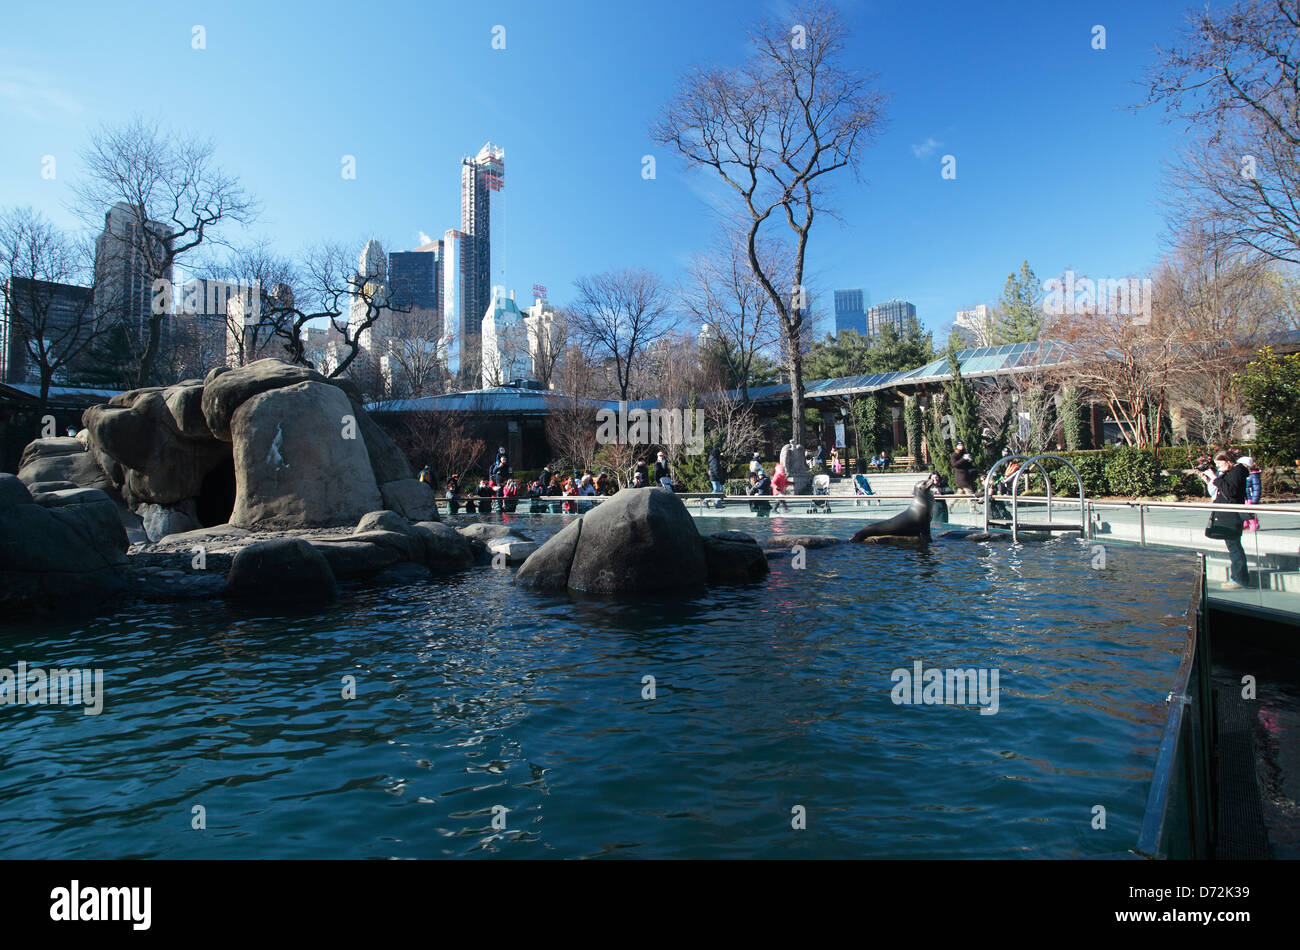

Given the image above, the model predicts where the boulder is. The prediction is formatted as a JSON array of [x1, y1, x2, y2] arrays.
[[487, 535, 537, 564], [32, 487, 116, 509], [702, 532, 769, 583], [137, 502, 202, 542], [163, 382, 213, 438], [565, 488, 707, 595], [226, 538, 337, 603], [458, 523, 531, 542], [411, 521, 476, 574], [201, 359, 326, 441], [355, 510, 412, 536], [17, 437, 116, 495], [0, 473, 127, 615], [379, 478, 440, 521], [309, 537, 405, 578], [515, 518, 583, 592], [25, 480, 79, 494], [350, 407, 412, 483], [82, 392, 230, 505], [228, 381, 382, 529]]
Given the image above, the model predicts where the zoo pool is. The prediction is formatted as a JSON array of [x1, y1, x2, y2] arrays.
[[0, 514, 1198, 859]]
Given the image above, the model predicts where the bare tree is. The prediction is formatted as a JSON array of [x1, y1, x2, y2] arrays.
[[72, 116, 256, 386], [567, 268, 675, 401], [653, 1, 887, 444], [544, 345, 603, 471], [1145, 1, 1300, 264], [678, 228, 784, 401], [387, 306, 450, 396], [0, 207, 106, 410]]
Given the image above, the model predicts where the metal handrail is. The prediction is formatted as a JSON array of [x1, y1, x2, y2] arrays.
[[982, 454, 1054, 535], [1009, 453, 1087, 542]]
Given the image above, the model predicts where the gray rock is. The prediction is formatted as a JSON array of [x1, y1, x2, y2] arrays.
[[350, 407, 412, 484], [137, 502, 202, 542], [201, 358, 326, 441], [1, 473, 33, 512], [17, 437, 117, 495], [411, 521, 476, 574], [308, 538, 405, 578], [0, 473, 127, 616], [226, 538, 337, 603], [487, 535, 537, 564], [25, 480, 79, 494], [458, 522, 531, 542], [83, 392, 229, 505], [163, 382, 212, 438], [379, 478, 440, 521], [355, 510, 412, 535], [702, 532, 769, 583], [228, 381, 382, 529], [32, 487, 116, 509], [566, 488, 707, 595], [514, 517, 583, 591]]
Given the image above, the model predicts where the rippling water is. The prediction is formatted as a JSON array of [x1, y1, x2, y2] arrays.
[[0, 514, 1197, 858]]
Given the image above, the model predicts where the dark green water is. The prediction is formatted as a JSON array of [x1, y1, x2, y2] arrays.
[[0, 515, 1196, 858]]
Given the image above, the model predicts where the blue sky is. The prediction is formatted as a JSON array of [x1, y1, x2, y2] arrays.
[[0, 0, 1192, 341]]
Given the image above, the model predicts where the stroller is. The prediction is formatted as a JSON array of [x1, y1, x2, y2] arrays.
[[853, 473, 877, 507], [808, 473, 832, 513]]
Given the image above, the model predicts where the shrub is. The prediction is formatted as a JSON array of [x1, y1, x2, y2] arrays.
[[1103, 447, 1164, 497], [1070, 453, 1110, 496]]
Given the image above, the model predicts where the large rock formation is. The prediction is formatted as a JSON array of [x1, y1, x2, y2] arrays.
[[15, 358, 426, 541], [0, 474, 128, 616], [515, 488, 761, 595], [229, 380, 381, 529]]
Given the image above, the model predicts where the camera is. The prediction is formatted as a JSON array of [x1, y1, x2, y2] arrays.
[[1194, 462, 1212, 472]]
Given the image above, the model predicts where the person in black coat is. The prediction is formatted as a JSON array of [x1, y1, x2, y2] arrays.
[[653, 451, 672, 488], [1202, 451, 1249, 588], [950, 441, 977, 494], [747, 471, 772, 515]]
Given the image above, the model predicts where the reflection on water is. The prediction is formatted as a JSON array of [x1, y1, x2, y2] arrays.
[[0, 515, 1196, 858]]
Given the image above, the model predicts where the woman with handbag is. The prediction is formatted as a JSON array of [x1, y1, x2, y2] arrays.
[[1200, 451, 1249, 589]]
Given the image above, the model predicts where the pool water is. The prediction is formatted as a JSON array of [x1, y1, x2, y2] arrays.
[[0, 514, 1197, 858]]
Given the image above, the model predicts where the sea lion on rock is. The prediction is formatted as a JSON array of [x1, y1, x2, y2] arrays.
[[851, 475, 937, 543]]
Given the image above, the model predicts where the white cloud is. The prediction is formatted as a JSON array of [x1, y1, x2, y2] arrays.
[[0, 63, 83, 120], [417, 231, 434, 246], [911, 136, 942, 159]]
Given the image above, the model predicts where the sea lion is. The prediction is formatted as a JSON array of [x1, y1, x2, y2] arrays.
[[851, 476, 936, 543]]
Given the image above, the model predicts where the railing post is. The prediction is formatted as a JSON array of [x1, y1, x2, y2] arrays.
[[1139, 504, 1146, 547]]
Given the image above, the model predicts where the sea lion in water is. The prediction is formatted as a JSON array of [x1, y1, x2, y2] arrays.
[[851, 476, 937, 543]]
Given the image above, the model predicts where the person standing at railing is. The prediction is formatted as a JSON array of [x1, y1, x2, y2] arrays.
[[1240, 456, 1262, 532], [1201, 451, 1250, 589], [951, 441, 977, 495], [707, 450, 725, 500]]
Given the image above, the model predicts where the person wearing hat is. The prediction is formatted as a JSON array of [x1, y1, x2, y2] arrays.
[[951, 440, 977, 494], [749, 452, 766, 479]]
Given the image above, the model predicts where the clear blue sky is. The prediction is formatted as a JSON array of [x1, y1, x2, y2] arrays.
[[0, 0, 1192, 341]]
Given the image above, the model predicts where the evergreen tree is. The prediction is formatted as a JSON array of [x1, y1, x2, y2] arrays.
[[990, 261, 1043, 344], [903, 395, 924, 471], [1060, 385, 1084, 451]]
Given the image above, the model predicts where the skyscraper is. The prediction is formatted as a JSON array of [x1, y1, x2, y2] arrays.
[[865, 298, 916, 338], [833, 289, 867, 337], [458, 142, 504, 385], [93, 201, 173, 355], [388, 242, 442, 315]]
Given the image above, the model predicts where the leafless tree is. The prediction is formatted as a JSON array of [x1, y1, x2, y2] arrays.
[[0, 207, 106, 410], [652, 1, 887, 444], [567, 268, 675, 401], [544, 345, 603, 471], [71, 115, 256, 386], [1145, 0, 1300, 264], [387, 306, 450, 396], [678, 228, 784, 402]]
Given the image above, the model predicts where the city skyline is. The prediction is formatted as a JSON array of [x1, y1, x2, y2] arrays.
[[0, 0, 1194, 343]]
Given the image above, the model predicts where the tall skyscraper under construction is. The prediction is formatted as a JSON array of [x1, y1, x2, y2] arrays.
[[456, 142, 504, 385]]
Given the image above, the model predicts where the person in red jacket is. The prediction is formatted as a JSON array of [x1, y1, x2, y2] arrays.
[[771, 463, 791, 513]]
